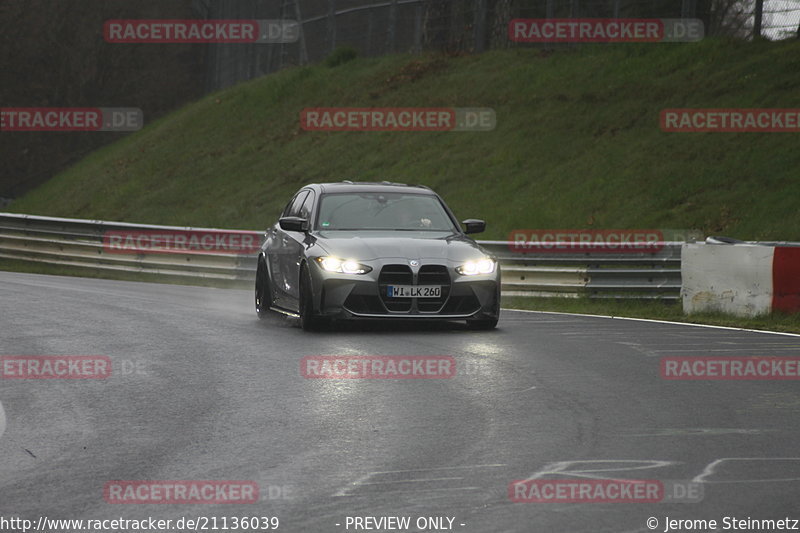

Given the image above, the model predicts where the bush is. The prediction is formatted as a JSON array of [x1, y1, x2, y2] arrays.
[[324, 46, 358, 67]]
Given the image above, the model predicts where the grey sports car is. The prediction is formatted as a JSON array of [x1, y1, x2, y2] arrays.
[[255, 181, 500, 330]]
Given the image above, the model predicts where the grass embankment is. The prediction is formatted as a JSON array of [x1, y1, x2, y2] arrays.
[[5, 38, 800, 331]]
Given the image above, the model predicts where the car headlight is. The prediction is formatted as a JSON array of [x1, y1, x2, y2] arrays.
[[456, 258, 496, 276], [315, 256, 372, 274]]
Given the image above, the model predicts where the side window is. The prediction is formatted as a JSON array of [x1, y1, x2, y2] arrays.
[[281, 195, 297, 217], [283, 190, 309, 218], [299, 190, 315, 222]]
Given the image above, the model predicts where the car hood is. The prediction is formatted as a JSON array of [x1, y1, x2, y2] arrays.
[[313, 231, 487, 262]]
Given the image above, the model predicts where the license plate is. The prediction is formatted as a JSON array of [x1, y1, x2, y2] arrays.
[[387, 285, 441, 298]]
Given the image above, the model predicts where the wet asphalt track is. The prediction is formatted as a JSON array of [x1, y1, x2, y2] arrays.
[[1, 271, 800, 533]]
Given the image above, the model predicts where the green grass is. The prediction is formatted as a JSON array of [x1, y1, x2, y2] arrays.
[[504, 296, 800, 334], [4, 39, 800, 332], [7, 38, 800, 239]]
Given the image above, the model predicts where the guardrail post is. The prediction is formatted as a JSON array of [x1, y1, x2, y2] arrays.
[[327, 0, 337, 53], [473, 0, 487, 53], [387, 0, 398, 54], [753, 0, 763, 39]]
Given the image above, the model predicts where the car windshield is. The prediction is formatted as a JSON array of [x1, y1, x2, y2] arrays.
[[316, 192, 458, 232]]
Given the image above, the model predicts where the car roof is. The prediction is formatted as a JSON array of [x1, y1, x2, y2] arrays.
[[308, 181, 436, 195]]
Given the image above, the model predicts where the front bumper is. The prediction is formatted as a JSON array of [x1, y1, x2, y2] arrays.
[[309, 260, 500, 321]]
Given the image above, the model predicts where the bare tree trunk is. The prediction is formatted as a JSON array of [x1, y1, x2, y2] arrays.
[[488, 0, 514, 49], [423, 0, 451, 51]]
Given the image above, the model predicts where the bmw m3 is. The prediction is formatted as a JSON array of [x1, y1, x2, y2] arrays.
[[255, 181, 500, 330]]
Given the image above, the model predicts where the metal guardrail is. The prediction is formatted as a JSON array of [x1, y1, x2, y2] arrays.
[[0, 213, 685, 299], [0, 213, 257, 285], [479, 240, 683, 300]]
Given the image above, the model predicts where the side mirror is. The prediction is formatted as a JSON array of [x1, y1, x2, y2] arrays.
[[462, 219, 486, 234], [279, 216, 309, 232]]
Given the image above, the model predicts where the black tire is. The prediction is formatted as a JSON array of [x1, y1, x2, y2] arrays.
[[299, 264, 326, 331], [466, 317, 499, 330], [255, 259, 272, 319]]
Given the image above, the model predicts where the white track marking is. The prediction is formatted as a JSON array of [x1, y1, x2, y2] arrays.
[[358, 477, 464, 485], [332, 472, 374, 497], [522, 459, 677, 481], [622, 428, 773, 437], [692, 457, 800, 483], [503, 308, 800, 337], [650, 347, 800, 352], [369, 464, 507, 475], [333, 464, 506, 497]]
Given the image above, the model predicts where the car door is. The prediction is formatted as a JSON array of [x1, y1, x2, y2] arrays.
[[282, 189, 316, 310], [270, 190, 308, 308]]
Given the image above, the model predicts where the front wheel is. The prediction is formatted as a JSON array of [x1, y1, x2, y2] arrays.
[[255, 259, 272, 319], [466, 317, 498, 330], [299, 264, 327, 331]]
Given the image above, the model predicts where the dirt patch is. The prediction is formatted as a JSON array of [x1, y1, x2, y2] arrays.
[[369, 57, 450, 98]]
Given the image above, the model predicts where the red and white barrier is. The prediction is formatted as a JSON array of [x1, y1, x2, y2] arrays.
[[773, 246, 800, 313], [682, 243, 800, 317]]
